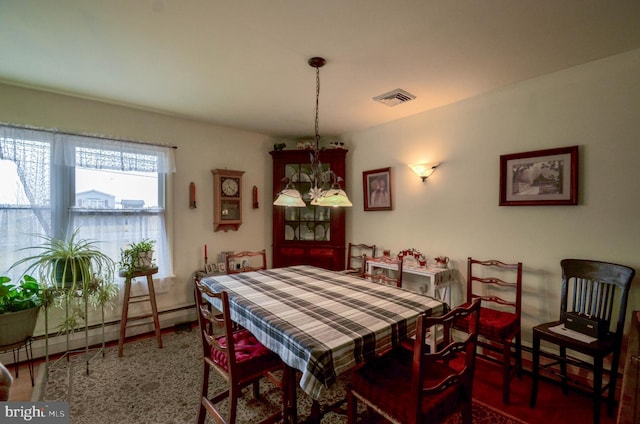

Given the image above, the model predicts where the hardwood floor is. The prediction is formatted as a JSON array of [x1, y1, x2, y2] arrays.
[[8, 330, 619, 424], [473, 355, 617, 424]]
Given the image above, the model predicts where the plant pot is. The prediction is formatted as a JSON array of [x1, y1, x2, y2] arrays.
[[54, 259, 88, 289], [135, 251, 154, 269], [0, 307, 39, 347]]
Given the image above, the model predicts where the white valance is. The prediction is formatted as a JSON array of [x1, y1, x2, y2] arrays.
[[0, 124, 176, 173]]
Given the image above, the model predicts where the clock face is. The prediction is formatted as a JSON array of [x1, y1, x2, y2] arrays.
[[221, 178, 239, 196]]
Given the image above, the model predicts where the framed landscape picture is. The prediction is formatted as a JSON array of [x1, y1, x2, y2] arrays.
[[363, 167, 392, 211], [499, 145, 578, 206]]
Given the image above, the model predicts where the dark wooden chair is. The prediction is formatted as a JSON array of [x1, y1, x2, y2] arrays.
[[458, 257, 522, 404], [344, 242, 376, 275], [530, 259, 635, 424], [362, 255, 403, 287], [194, 280, 285, 424], [225, 250, 267, 274], [347, 298, 481, 424]]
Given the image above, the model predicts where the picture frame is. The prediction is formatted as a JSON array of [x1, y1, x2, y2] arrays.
[[499, 145, 578, 206], [363, 167, 392, 211], [217, 263, 226, 273], [204, 262, 217, 274]]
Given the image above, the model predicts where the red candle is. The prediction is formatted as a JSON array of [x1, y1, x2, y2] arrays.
[[189, 182, 196, 208], [204, 244, 207, 258]]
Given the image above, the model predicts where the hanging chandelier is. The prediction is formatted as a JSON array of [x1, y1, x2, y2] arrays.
[[273, 57, 352, 208]]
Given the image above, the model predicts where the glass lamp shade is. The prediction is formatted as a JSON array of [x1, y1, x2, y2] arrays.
[[408, 162, 439, 182], [273, 189, 306, 207], [311, 188, 353, 207]]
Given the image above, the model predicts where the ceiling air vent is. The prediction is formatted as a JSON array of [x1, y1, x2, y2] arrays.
[[373, 88, 416, 107]]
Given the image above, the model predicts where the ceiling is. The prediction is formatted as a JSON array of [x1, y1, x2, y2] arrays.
[[1, 1, 639, 139]]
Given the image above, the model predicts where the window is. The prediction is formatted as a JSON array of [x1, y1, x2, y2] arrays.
[[0, 125, 175, 283]]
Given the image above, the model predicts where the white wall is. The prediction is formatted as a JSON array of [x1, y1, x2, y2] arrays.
[[343, 49, 640, 344]]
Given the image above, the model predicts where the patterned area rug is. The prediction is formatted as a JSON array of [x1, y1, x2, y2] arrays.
[[35, 329, 526, 423]]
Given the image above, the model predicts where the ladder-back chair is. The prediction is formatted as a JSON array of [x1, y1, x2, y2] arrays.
[[347, 299, 481, 424], [345, 242, 376, 275], [362, 256, 403, 287], [225, 250, 267, 274], [461, 257, 522, 404], [194, 280, 285, 424]]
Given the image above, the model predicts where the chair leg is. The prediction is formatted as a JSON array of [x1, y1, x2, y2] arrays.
[[515, 333, 523, 378], [461, 397, 473, 424], [228, 384, 239, 424], [502, 340, 511, 404], [559, 346, 568, 395], [253, 380, 260, 399], [347, 388, 357, 424], [197, 365, 210, 424], [530, 333, 540, 408], [607, 352, 621, 417], [593, 356, 603, 424]]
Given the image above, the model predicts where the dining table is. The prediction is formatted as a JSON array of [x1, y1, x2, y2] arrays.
[[200, 265, 448, 422]]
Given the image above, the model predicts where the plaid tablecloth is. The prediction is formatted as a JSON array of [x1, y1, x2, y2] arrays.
[[201, 265, 446, 399]]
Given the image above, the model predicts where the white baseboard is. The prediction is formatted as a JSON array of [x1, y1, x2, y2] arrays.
[[0, 305, 197, 366]]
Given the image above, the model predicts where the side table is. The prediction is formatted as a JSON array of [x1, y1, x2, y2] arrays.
[[118, 267, 162, 357]]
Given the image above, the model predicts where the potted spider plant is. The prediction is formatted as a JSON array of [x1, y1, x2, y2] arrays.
[[0, 274, 45, 347], [10, 228, 118, 333]]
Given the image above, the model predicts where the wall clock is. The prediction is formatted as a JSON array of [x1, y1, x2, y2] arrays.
[[211, 169, 245, 232]]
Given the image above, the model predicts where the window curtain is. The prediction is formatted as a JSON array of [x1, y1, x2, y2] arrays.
[[56, 133, 176, 173], [0, 127, 56, 275], [66, 138, 175, 281], [0, 124, 175, 283]]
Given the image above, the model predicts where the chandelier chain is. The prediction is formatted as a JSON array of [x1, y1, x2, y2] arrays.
[[314, 65, 321, 149]]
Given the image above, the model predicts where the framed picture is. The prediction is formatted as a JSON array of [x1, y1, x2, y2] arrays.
[[217, 263, 226, 273], [499, 145, 578, 206], [204, 262, 217, 274], [363, 167, 392, 211]]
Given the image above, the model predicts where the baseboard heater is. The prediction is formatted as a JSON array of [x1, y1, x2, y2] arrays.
[[31, 303, 196, 345]]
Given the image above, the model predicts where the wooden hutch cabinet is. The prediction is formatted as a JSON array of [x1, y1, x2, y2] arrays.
[[270, 148, 347, 271]]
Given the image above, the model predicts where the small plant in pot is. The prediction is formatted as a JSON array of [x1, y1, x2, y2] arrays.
[[10, 228, 118, 333], [0, 274, 45, 347], [118, 239, 156, 278]]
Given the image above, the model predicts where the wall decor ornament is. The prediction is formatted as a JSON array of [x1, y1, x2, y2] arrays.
[[499, 145, 578, 206], [189, 182, 197, 208], [363, 167, 392, 211]]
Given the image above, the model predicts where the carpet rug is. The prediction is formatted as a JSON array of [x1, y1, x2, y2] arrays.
[[35, 329, 527, 423]]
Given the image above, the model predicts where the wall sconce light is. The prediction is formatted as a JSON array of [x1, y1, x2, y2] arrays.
[[408, 162, 439, 182]]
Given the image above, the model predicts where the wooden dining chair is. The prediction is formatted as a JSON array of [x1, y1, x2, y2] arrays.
[[344, 242, 376, 275], [458, 257, 522, 404], [530, 259, 635, 424], [225, 250, 267, 274], [194, 280, 285, 424], [347, 298, 481, 424], [362, 256, 403, 287]]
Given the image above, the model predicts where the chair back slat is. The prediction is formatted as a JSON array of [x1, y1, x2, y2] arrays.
[[467, 257, 522, 315], [226, 249, 267, 274], [362, 256, 403, 287], [194, 281, 238, 376], [561, 259, 635, 335], [569, 278, 617, 323], [346, 242, 376, 273]]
